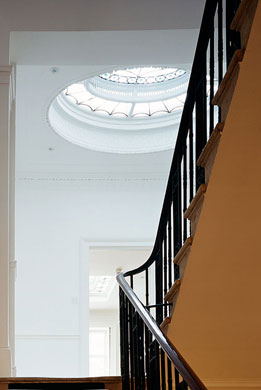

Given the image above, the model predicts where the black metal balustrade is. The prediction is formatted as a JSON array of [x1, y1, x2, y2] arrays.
[[117, 1, 241, 390]]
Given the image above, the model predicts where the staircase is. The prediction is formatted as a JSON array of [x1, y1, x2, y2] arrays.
[[165, 0, 257, 330], [2, 1, 258, 389], [117, 0, 259, 390], [165, 0, 258, 335]]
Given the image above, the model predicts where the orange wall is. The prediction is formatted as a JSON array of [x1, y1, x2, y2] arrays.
[[167, 2, 261, 389]]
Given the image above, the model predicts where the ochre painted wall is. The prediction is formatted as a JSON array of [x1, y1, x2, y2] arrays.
[[167, 3, 261, 389]]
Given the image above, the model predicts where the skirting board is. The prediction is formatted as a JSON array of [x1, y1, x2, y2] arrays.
[[203, 379, 261, 389]]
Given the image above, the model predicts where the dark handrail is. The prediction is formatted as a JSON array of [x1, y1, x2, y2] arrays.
[[117, 272, 206, 390]]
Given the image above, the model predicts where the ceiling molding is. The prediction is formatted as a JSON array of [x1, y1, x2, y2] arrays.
[[16, 171, 169, 191], [16, 169, 168, 181]]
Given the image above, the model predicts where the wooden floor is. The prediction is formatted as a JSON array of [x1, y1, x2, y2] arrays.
[[0, 377, 122, 390]]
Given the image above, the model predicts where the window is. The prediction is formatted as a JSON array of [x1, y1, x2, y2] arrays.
[[89, 327, 110, 376], [48, 66, 190, 153], [64, 67, 188, 118]]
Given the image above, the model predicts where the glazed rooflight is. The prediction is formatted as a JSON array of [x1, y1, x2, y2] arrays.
[[48, 66, 192, 153], [64, 66, 188, 118], [99, 67, 186, 84]]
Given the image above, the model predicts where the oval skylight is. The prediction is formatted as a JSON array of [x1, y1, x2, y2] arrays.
[[48, 66, 190, 154], [64, 67, 188, 119]]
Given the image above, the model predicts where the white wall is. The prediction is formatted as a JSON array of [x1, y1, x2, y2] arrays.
[[15, 176, 165, 376]]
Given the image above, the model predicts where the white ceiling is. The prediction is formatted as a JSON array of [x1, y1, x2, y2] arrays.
[[1, 0, 206, 62], [10, 30, 199, 65]]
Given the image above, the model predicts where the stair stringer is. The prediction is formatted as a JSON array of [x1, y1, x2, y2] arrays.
[[165, 2, 261, 389]]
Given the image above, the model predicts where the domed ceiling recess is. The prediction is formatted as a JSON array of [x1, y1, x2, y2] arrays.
[[48, 67, 190, 154]]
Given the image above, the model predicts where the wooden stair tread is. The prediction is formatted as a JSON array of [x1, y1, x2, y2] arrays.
[[231, 0, 258, 31], [231, 0, 259, 50], [212, 49, 245, 106], [160, 316, 171, 333], [174, 237, 193, 265], [197, 122, 224, 167], [164, 279, 181, 302], [184, 184, 206, 220]]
